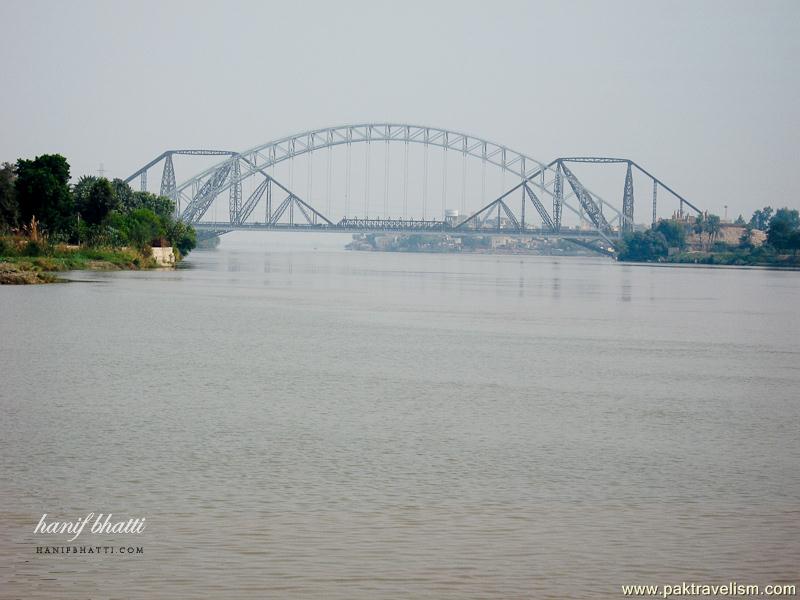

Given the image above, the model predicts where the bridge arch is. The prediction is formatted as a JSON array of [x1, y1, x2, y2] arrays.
[[176, 123, 550, 199], [170, 123, 627, 230], [126, 123, 698, 242]]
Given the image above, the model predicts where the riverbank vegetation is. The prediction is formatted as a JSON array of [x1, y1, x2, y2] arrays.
[[617, 206, 800, 267], [0, 246, 150, 284], [0, 154, 196, 283], [347, 233, 600, 256]]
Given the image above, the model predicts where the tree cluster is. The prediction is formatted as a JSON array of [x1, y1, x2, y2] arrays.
[[692, 213, 721, 249], [619, 206, 800, 262], [749, 207, 773, 231], [617, 229, 669, 261], [653, 219, 687, 249], [0, 154, 196, 256], [619, 215, 718, 261], [744, 206, 800, 253], [765, 208, 800, 253]]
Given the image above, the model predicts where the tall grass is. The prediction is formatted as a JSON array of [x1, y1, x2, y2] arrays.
[[1, 234, 156, 273]]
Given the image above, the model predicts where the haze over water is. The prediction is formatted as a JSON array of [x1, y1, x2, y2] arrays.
[[1, 234, 798, 599]]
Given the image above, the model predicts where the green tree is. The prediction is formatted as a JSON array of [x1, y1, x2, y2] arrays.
[[72, 175, 98, 210], [80, 178, 118, 225], [704, 214, 721, 246], [739, 225, 754, 249], [766, 208, 800, 251], [789, 231, 800, 255], [167, 220, 197, 256], [133, 191, 175, 220], [117, 186, 175, 220], [734, 214, 746, 225], [693, 213, 705, 247], [749, 206, 773, 230], [618, 230, 669, 261], [112, 178, 135, 211], [0, 162, 18, 229], [108, 208, 164, 250], [106, 178, 195, 256], [15, 154, 73, 234], [654, 219, 686, 249]]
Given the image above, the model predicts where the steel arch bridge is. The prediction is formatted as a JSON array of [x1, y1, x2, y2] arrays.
[[125, 123, 701, 250]]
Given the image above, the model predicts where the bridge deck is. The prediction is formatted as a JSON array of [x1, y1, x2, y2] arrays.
[[192, 222, 616, 238]]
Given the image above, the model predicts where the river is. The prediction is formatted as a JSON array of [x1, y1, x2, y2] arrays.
[[1, 232, 798, 599]]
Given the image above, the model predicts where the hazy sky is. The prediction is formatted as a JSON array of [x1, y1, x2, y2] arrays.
[[1, 0, 798, 218]]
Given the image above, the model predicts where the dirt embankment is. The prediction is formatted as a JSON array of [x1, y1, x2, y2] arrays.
[[0, 262, 58, 284]]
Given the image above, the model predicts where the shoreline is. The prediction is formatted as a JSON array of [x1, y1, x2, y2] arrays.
[[345, 246, 800, 270], [618, 259, 800, 271], [619, 250, 800, 270], [0, 249, 165, 285]]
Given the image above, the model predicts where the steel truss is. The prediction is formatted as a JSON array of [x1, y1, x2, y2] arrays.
[[557, 157, 701, 217], [124, 149, 239, 215], [338, 218, 447, 231], [125, 124, 702, 247]]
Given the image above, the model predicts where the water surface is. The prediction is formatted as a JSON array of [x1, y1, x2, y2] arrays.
[[1, 232, 798, 599]]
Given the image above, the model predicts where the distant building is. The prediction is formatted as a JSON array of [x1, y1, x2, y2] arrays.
[[444, 209, 460, 227], [717, 223, 766, 246], [373, 235, 399, 249]]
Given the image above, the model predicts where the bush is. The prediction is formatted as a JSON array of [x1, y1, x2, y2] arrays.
[[23, 239, 54, 257], [711, 241, 733, 252], [107, 209, 164, 251], [0, 236, 18, 257]]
